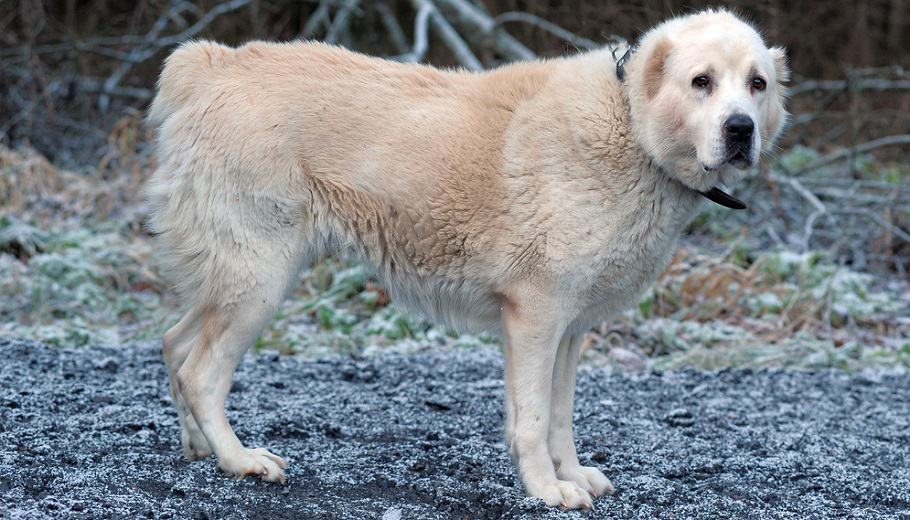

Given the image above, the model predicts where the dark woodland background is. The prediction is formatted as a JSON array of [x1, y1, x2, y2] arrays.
[[3, 1, 910, 164]]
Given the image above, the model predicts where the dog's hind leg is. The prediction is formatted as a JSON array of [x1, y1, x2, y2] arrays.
[[175, 246, 301, 483], [548, 334, 614, 497], [162, 309, 212, 459], [502, 295, 593, 509]]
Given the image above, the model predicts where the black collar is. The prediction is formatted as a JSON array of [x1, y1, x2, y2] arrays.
[[698, 187, 747, 209], [611, 43, 635, 82]]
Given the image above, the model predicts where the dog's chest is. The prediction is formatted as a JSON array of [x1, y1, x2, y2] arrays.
[[584, 230, 678, 315], [555, 182, 698, 322]]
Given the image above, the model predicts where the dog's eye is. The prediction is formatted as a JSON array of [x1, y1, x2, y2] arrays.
[[692, 75, 710, 89], [751, 77, 767, 92]]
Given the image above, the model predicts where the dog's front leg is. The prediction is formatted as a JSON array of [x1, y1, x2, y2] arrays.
[[548, 334, 614, 496], [502, 297, 593, 509]]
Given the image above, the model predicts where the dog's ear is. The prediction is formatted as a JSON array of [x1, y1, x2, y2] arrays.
[[643, 37, 673, 100], [769, 46, 790, 84], [763, 45, 791, 147]]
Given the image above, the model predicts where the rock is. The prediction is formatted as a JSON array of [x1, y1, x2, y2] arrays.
[[664, 407, 695, 427], [93, 357, 118, 372], [382, 507, 402, 520], [609, 346, 646, 370]]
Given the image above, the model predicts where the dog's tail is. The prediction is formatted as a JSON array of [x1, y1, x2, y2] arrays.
[[147, 40, 232, 127]]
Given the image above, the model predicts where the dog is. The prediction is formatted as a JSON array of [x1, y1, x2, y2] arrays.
[[147, 8, 788, 509]]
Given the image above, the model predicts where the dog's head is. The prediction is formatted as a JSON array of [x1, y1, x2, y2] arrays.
[[624, 9, 789, 191]]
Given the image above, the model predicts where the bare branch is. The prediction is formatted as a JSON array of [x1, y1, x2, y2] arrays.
[[836, 208, 910, 246], [396, 3, 433, 64], [769, 174, 828, 215], [375, 1, 410, 54], [302, 0, 332, 39], [493, 11, 599, 50], [791, 134, 910, 175], [98, 0, 252, 111], [408, 0, 482, 71], [325, 0, 359, 44], [80, 80, 153, 101], [154, 0, 252, 48], [788, 78, 910, 97], [435, 0, 535, 61]]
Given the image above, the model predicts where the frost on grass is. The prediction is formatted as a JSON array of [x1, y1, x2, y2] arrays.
[[1, 144, 907, 370], [0, 217, 169, 346], [257, 261, 497, 358], [590, 249, 910, 371], [0, 143, 169, 347]]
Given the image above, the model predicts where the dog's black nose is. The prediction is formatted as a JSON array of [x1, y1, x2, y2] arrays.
[[724, 114, 754, 140]]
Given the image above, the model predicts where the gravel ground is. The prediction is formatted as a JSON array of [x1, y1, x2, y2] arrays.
[[1, 338, 909, 519]]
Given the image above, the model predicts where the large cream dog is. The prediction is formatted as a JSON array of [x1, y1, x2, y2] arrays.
[[147, 9, 788, 509]]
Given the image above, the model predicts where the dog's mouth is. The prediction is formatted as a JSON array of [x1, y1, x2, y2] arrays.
[[727, 151, 752, 170], [698, 186, 746, 210], [702, 150, 754, 173]]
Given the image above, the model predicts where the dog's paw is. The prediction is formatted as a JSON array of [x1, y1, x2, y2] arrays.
[[218, 447, 287, 483], [529, 480, 594, 509], [181, 429, 213, 460], [557, 464, 614, 497]]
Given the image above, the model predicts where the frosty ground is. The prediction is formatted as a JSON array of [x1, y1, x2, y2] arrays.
[[2, 338, 908, 520]]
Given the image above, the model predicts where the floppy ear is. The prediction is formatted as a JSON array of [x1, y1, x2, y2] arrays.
[[763, 46, 791, 147], [769, 46, 790, 83], [643, 38, 673, 99]]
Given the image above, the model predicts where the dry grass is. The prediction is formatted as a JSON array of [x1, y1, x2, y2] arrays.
[[1, 111, 151, 225]]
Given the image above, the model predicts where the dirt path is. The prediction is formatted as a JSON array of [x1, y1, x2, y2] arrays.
[[1, 338, 908, 519]]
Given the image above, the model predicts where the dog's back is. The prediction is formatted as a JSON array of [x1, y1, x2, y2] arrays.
[[146, 41, 556, 327]]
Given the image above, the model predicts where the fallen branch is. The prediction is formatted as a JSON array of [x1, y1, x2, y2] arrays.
[[375, 0, 410, 54], [768, 173, 837, 251], [836, 208, 910, 246], [493, 11, 599, 50], [324, 0, 359, 44], [98, 0, 252, 111], [302, 0, 332, 39], [155, 0, 253, 48], [791, 134, 910, 176], [409, 0, 482, 71], [395, 2, 433, 63], [435, 0, 535, 61], [769, 173, 828, 215], [789, 78, 910, 97]]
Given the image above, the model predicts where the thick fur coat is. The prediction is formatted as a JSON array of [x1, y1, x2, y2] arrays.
[[148, 9, 788, 509]]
